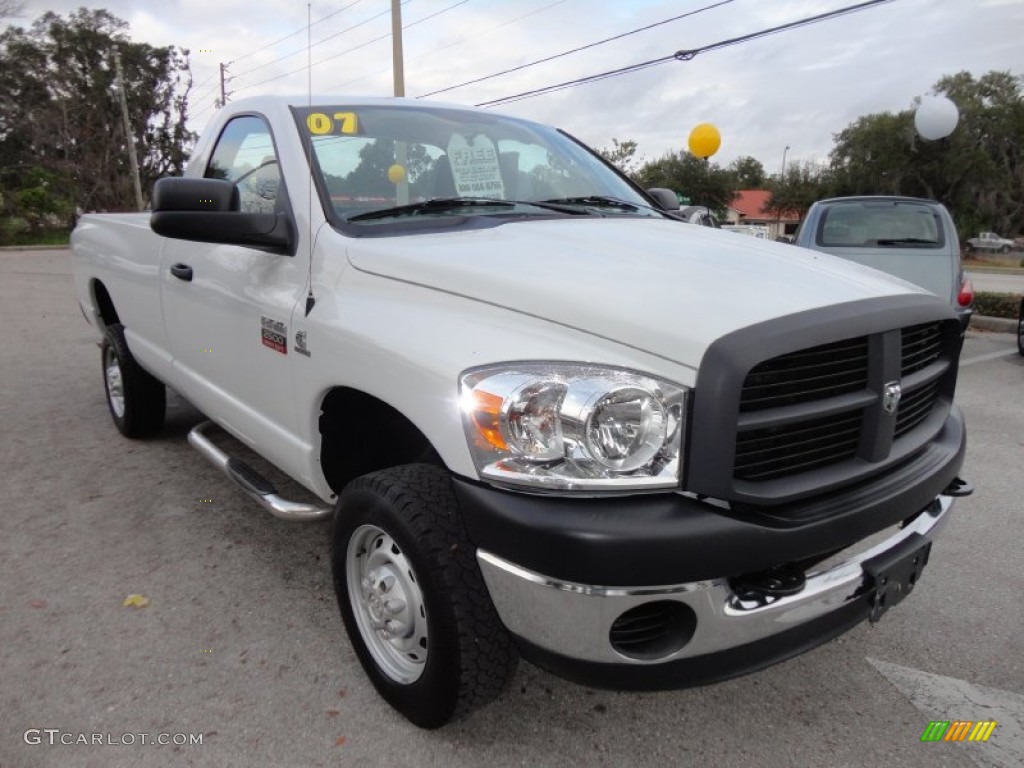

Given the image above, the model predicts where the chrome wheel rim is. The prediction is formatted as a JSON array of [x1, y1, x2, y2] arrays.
[[104, 346, 125, 418], [346, 524, 428, 684]]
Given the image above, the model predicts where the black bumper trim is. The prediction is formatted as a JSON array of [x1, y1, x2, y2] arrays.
[[513, 592, 872, 691], [454, 408, 964, 585]]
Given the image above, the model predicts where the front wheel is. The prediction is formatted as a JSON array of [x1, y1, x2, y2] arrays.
[[332, 464, 517, 728], [1000, 245, 1011, 254]]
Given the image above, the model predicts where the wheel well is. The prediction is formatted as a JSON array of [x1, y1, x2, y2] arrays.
[[319, 388, 441, 495], [91, 280, 120, 330]]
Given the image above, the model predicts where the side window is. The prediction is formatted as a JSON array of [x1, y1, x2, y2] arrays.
[[205, 116, 281, 214]]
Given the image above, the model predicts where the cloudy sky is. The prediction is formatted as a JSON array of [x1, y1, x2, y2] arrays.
[[11, 0, 1024, 171]]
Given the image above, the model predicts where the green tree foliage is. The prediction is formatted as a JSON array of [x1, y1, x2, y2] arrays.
[[766, 160, 833, 219], [635, 150, 735, 211], [828, 70, 1024, 237], [327, 139, 433, 198], [0, 1, 23, 19], [597, 138, 642, 178], [0, 9, 194, 242], [728, 155, 767, 189]]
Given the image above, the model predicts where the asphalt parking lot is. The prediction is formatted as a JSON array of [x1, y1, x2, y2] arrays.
[[2, 249, 1022, 768]]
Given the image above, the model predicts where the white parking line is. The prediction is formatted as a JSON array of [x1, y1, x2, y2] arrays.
[[869, 658, 1024, 767], [960, 348, 1018, 366]]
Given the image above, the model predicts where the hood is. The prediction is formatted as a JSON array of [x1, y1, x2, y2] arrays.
[[346, 217, 931, 367]]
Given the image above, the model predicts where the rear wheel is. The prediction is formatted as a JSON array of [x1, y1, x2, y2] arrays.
[[332, 464, 517, 728], [1017, 299, 1024, 357], [101, 323, 166, 438]]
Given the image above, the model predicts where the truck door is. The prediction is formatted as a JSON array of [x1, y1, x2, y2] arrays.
[[160, 114, 307, 468]]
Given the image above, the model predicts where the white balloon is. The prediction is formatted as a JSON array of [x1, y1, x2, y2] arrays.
[[915, 96, 959, 140]]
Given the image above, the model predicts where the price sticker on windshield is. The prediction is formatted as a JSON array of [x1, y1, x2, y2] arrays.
[[306, 111, 360, 135], [447, 134, 505, 198]]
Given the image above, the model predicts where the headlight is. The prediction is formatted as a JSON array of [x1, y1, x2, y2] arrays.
[[460, 363, 687, 491]]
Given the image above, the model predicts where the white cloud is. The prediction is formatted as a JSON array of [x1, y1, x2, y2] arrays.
[[13, 0, 1024, 168]]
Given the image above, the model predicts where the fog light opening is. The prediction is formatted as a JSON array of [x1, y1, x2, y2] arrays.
[[609, 600, 697, 661]]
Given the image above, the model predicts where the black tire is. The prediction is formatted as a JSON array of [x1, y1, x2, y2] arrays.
[[101, 323, 166, 438], [1017, 299, 1024, 357], [331, 464, 517, 728], [1000, 245, 1010, 254]]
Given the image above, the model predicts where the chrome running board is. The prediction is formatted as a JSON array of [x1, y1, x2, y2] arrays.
[[187, 420, 332, 521]]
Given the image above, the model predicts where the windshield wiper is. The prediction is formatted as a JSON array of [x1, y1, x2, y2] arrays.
[[876, 238, 937, 245], [346, 196, 589, 222], [540, 195, 642, 212], [347, 197, 514, 221]]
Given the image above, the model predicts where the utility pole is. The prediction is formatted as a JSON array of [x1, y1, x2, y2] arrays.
[[218, 62, 228, 107], [391, 0, 409, 205], [776, 145, 791, 240], [114, 53, 144, 212], [390, 0, 405, 97]]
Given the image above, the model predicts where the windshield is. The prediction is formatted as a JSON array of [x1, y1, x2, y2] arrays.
[[816, 201, 945, 249], [292, 104, 659, 230]]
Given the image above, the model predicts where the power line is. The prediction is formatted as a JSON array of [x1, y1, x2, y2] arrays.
[[315, 0, 470, 65], [190, 70, 217, 95], [673, 0, 894, 61], [230, 0, 365, 65], [476, 0, 897, 108], [476, 56, 676, 108], [418, 0, 733, 99], [191, 99, 218, 122], [190, 76, 223, 105], [325, 0, 569, 92], [231, 1, 409, 84], [234, 0, 469, 94]]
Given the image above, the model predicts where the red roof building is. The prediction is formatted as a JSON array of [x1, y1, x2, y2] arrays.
[[724, 190, 801, 240]]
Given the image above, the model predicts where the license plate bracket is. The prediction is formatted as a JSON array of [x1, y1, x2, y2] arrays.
[[862, 532, 931, 623]]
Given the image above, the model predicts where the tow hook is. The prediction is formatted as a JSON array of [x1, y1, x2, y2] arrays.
[[729, 564, 807, 607], [942, 477, 974, 497]]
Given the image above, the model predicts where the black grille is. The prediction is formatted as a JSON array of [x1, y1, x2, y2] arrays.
[[896, 380, 940, 437], [735, 411, 862, 481], [740, 336, 868, 412], [732, 321, 952, 485], [902, 322, 943, 375]]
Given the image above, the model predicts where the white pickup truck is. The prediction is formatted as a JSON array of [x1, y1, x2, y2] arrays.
[[965, 231, 1015, 253], [71, 96, 971, 728]]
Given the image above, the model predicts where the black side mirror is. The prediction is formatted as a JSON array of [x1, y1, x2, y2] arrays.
[[646, 188, 680, 211], [150, 177, 295, 255]]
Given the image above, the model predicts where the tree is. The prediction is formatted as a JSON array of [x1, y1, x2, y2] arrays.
[[0, 1, 23, 20], [340, 139, 432, 197], [0, 9, 194, 241], [766, 160, 832, 220], [597, 138, 642, 178], [728, 155, 767, 189], [828, 70, 1024, 237], [635, 151, 735, 211]]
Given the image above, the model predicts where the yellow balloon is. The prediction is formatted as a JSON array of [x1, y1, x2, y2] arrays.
[[688, 123, 721, 159], [387, 164, 406, 184]]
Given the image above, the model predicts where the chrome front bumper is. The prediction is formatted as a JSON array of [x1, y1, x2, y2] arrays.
[[477, 496, 953, 666]]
